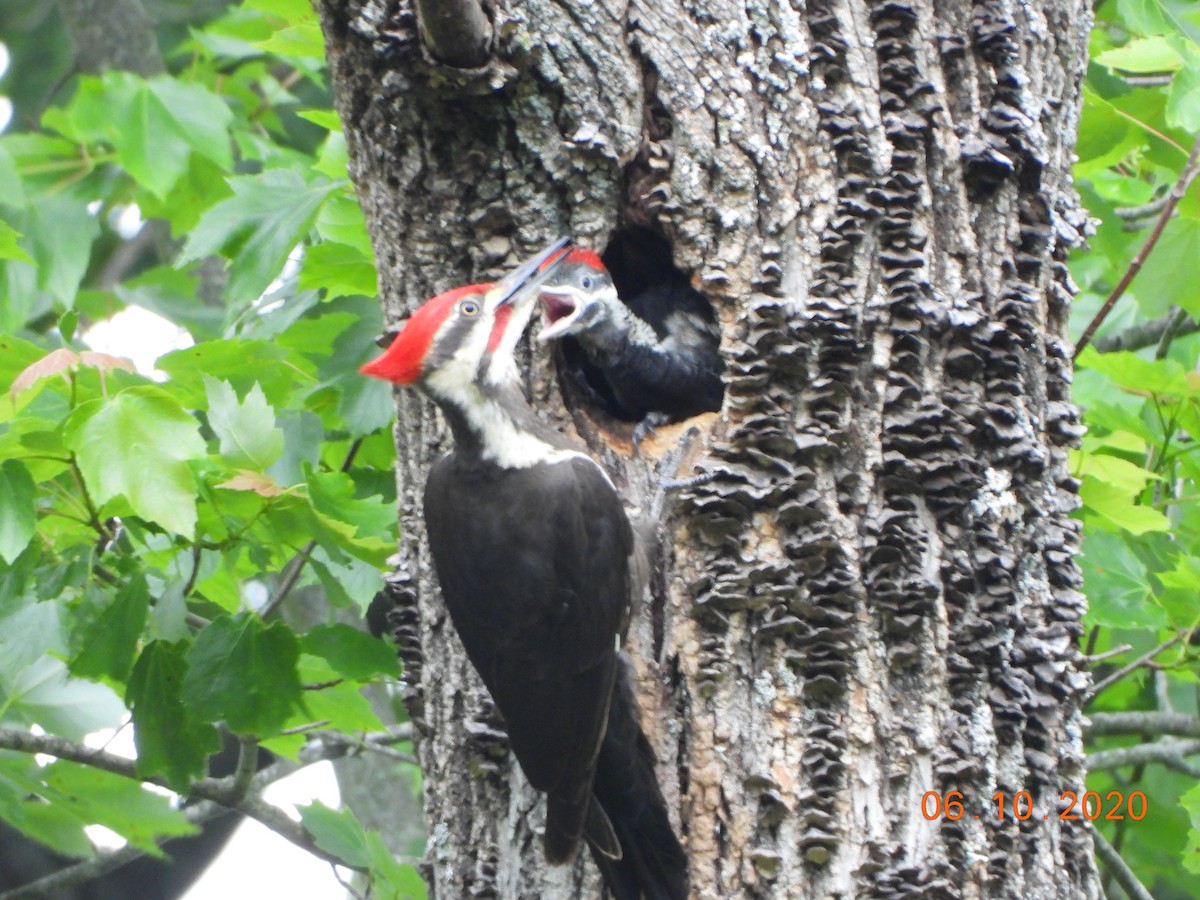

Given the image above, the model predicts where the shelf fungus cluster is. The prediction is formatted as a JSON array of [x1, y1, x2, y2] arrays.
[[667, 0, 1093, 892]]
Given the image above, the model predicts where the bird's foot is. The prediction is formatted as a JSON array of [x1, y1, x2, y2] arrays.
[[632, 412, 671, 457]]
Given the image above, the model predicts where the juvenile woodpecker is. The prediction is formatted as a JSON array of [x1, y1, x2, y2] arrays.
[[537, 247, 723, 439], [360, 239, 688, 900]]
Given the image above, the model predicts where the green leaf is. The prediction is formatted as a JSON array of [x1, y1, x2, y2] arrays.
[[22, 197, 100, 309], [0, 599, 67, 678], [1071, 449, 1161, 493], [0, 459, 36, 564], [182, 613, 303, 735], [56, 73, 233, 198], [40, 761, 197, 854], [1095, 36, 1182, 72], [127, 640, 220, 791], [299, 800, 369, 866], [1167, 58, 1200, 131], [70, 577, 150, 683], [1157, 555, 1200, 628], [114, 267, 225, 340], [1076, 348, 1196, 396], [204, 377, 285, 470], [306, 468, 395, 540], [1183, 782, 1200, 875], [1079, 476, 1171, 534], [1135, 215, 1200, 320], [1081, 530, 1168, 629], [0, 146, 27, 208], [144, 76, 235, 171], [301, 624, 398, 680], [299, 242, 377, 299], [0, 220, 33, 264], [0, 758, 95, 859], [309, 546, 386, 609], [3, 656, 126, 740], [156, 339, 305, 409], [298, 801, 426, 897], [64, 387, 206, 536], [180, 170, 339, 302]]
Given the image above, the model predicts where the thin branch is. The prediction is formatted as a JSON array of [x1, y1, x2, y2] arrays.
[[1088, 739, 1200, 773], [231, 736, 260, 802], [1087, 711, 1200, 738], [1081, 643, 1134, 663], [1113, 195, 1171, 221], [1154, 305, 1190, 359], [1075, 134, 1200, 358], [1085, 629, 1192, 702], [413, 0, 493, 68], [1093, 309, 1200, 353], [0, 729, 358, 871], [1089, 822, 1155, 900], [1123, 73, 1174, 88]]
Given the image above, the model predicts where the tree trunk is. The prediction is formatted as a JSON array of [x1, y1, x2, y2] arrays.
[[317, 0, 1101, 896]]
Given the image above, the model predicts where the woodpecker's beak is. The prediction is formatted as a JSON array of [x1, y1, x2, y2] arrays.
[[538, 286, 600, 342], [484, 237, 574, 315]]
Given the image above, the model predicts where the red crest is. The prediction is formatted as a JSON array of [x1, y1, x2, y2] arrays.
[[360, 283, 489, 384]]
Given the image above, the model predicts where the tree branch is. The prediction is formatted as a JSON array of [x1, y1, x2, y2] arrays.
[[1088, 822, 1155, 900], [413, 0, 493, 68], [1086, 711, 1200, 738], [1075, 134, 1200, 358], [1087, 739, 1200, 774], [0, 729, 359, 871], [1085, 629, 1191, 702], [1093, 307, 1200, 353]]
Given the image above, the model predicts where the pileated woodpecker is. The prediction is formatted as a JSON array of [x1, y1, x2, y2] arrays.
[[537, 247, 723, 439], [360, 240, 688, 900]]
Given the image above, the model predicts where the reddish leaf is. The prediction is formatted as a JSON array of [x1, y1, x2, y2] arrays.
[[216, 470, 285, 497]]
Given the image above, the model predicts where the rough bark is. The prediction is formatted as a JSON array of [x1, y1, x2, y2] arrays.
[[318, 0, 1100, 897], [54, 0, 164, 76]]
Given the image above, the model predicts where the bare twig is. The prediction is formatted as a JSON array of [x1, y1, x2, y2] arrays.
[[1154, 305, 1190, 359], [1113, 195, 1171, 221], [1085, 629, 1191, 702], [1123, 73, 1174, 88], [1075, 134, 1200, 358], [1088, 738, 1200, 773], [0, 729, 359, 871], [1088, 822, 1155, 900], [1081, 643, 1133, 663], [1093, 309, 1200, 353], [413, 0, 493, 68], [1087, 711, 1200, 738]]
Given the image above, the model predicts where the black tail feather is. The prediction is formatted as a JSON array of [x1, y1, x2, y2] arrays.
[[587, 657, 688, 900]]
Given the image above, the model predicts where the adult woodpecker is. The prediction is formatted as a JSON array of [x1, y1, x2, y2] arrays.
[[537, 247, 723, 440], [360, 240, 688, 900]]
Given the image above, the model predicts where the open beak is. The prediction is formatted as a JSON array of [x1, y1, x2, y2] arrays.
[[537, 286, 590, 341], [484, 236, 574, 314]]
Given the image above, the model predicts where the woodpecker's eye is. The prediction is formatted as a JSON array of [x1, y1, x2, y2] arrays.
[[458, 300, 480, 317], [580, 276, 594, 290]]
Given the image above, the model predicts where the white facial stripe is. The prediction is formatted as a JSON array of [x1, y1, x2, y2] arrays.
[[459, 391, 586, 468]]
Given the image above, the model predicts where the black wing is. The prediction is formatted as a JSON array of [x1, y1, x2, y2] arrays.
[[424, 454, 632, 800]]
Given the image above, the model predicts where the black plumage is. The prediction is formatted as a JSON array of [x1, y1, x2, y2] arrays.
[[424, 452, 630, 860], [360, 241, 688, 898]]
